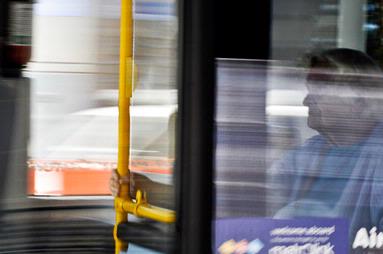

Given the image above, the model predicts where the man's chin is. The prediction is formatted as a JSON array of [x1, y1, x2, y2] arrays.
[[307, 118, 321, 131]]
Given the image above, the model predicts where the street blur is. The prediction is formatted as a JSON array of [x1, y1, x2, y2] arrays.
[[0, 0, 177, 253]]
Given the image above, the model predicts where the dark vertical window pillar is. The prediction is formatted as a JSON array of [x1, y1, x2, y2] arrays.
[[176, 0, 271, 253], [175, 0, 215, 253]]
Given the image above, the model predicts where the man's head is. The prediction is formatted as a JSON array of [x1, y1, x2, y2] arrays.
[[303, 48, 383, 139]]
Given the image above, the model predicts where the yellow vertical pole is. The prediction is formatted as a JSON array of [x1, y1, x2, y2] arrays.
[[114, 0, 133, 253]]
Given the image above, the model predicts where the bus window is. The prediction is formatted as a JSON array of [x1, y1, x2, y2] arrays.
[[214, 1, 383, 253], [27, 0, 178, 202]]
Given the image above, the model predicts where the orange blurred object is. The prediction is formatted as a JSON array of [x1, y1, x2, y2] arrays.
[[28, 159, 173, 196]]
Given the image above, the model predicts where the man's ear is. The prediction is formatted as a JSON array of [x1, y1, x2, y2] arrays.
[[362, 97, 383, 119], [352, 98, 367, 114], [356, 97, 380, 120]]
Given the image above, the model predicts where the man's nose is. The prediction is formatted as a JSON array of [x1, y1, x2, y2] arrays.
[[303, 94, 314, 106]]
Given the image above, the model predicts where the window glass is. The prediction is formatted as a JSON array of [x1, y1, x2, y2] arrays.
[[27, 0, 178, 204]]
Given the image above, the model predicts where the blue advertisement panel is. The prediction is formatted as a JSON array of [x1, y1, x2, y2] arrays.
[[215, 218, 349, 254]]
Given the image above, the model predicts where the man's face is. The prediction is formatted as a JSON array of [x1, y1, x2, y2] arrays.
[[303, 70, 364, 133]]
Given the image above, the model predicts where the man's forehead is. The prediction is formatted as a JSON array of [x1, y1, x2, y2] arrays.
[[305, 69, 383, 92], [306, 79, 383, 99], [305, 69, 362, 94], [306, 68, 345, 81]]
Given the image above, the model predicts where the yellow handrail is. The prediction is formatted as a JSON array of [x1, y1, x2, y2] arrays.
[[114, 0, 175, 253], [114, 0, 132, 252]]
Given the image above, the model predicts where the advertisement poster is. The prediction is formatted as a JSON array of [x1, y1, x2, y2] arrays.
[[215, 218, 349, 254]]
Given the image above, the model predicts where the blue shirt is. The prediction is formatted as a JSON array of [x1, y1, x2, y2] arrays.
[[268, 124, 383, 238]]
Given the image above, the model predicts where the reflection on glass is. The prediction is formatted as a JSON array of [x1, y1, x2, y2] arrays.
[[215, 49, 383, 253]]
